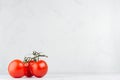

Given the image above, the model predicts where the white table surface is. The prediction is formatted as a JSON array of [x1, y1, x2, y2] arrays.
[[0, 73, 120, 80]]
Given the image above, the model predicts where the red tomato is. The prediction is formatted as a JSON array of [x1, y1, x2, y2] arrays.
[[24, 62, 33, 77], [8, 59, 25, 78], [30, 60, 48, 78]]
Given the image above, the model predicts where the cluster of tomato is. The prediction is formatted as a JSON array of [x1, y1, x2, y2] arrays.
[[8, 51, 48, 78]]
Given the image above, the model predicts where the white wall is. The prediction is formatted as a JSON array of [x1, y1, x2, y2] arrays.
[[0, 0, 120, 74]]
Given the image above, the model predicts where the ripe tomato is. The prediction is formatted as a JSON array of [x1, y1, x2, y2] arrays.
[[8, 59, 25, 78], [30, 60, 48, 78], [24, 62, 33, 77]]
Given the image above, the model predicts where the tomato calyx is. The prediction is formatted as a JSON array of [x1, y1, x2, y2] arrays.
[[23, 51, 48, 63], [32, 51, 48, 61]]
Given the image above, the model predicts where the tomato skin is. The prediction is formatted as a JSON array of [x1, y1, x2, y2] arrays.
[[8, 59, 25, 78], [30, 60, 48, 78]]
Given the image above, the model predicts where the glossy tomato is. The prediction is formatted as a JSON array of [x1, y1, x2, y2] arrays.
[[30, 60, 48, 78], [24, 62, 33, 77], [8, 59, 25, 78]]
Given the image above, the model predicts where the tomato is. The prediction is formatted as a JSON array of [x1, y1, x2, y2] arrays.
[[24, 62, 33, 77], [8, 59, 25, 78], [30, 60, 48, 78], [8, 51, 48, 78]]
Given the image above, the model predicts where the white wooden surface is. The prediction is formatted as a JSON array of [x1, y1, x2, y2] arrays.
[[0, 74, 120, 80]]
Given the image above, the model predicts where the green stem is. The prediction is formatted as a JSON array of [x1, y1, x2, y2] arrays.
[[24, 51, 48, 62]]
